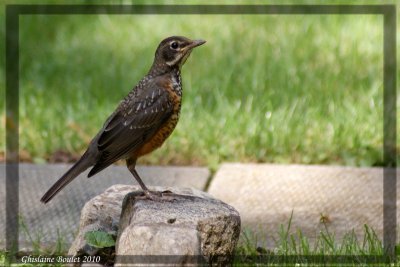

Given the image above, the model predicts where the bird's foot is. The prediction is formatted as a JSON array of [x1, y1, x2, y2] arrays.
[[138, 189, 175, 202]]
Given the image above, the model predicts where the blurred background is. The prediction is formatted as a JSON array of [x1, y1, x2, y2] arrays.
[[1, 0, 395, 171]]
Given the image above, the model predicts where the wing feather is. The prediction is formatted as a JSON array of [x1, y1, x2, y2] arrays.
[[88, 83, 174, 177]]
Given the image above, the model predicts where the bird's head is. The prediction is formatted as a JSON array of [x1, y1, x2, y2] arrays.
[[153, 36, 206, 69]]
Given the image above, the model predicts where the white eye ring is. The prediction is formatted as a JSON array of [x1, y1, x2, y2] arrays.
[[170, 41, 179, 50]]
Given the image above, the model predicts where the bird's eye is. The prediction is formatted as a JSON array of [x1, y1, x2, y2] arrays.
[[170, 42, 179, 50]]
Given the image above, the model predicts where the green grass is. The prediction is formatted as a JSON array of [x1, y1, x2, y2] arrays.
[[0, 216, 68, 267], [0, 1, 397, 170], [234, 213, 394, 266]]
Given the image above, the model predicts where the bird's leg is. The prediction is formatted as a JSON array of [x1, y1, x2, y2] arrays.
[[126, 159, 164, 200], [130, 168, 151, 193], [130, 168, 175, 201]]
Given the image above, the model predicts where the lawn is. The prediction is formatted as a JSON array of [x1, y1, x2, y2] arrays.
[[0, 3, 391, 170]]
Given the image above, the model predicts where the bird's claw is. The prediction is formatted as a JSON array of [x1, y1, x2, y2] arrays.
[[137, 190, 175, 202]]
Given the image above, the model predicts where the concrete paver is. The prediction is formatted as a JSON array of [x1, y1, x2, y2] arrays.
[[208, 163, 398, 247], [0, 163, 210, 249]]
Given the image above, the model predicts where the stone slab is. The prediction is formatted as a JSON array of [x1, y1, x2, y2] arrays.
[[0, 163, 210, 250], [208, 163, 398, 247]]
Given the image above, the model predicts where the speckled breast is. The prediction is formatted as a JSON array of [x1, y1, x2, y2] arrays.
[[135, 71, 182, 157]]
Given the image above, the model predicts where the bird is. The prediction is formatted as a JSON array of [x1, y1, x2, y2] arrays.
[[41, 36, 206, 203]]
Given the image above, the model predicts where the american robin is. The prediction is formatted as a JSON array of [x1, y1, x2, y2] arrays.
[[41, 36, 206, 203]]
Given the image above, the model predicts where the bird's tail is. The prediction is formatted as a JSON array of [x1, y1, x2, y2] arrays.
[[40, 153, 93, 203]]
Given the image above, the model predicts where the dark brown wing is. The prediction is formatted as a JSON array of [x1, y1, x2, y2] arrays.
[[88, 82, 173, 177]]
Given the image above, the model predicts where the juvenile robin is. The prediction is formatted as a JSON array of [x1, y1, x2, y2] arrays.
[[41, 36, 206, 203]]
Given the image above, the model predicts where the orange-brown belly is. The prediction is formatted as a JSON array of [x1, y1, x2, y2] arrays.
[[135, 114, 179, 157]]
